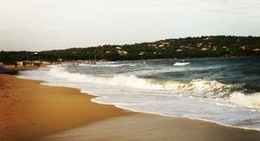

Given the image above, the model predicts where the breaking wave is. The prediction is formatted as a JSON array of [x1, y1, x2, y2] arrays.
[[48, 65, 260, 109], [229, 92, 260, 108], [48, 66, 161, 90]]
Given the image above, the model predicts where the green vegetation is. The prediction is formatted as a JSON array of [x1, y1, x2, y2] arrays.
[[1, 36, 260, 63]]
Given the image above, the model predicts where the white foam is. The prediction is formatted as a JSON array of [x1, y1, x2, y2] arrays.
[[173, 62, 190, 66], [229, 92, 260, 108]]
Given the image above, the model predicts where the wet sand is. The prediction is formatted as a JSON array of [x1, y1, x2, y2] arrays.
[[0, 73, 259, 141], [40, 114, 260, 141]]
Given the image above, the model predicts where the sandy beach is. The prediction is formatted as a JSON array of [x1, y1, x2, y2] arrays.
[[0, 73, 260, 141], [0, 74, 129, 141]]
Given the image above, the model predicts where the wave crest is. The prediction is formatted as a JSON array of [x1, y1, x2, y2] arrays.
[[173, 62, 190, 66], [48, 66, 161, 89], [159, 79, 234, 98], [229, 92, 260, 108]]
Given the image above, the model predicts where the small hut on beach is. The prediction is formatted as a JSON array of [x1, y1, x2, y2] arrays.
[[0, 62, 19, 75], [0, 62, 4, 71]]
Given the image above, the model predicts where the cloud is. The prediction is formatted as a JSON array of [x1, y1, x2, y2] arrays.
[[0, 0, 259, 51], [195, 0, 260, 14]]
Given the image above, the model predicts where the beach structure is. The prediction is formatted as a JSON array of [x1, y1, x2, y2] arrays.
[[0, 62, 19, 75], [0, 62, 4, 71]]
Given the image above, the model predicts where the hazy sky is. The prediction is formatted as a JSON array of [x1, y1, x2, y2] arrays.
[[1, 0, 260, 51]]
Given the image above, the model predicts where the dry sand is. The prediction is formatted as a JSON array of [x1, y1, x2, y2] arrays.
[[0, 73, 259, 141], [0, 74, 129, 141]]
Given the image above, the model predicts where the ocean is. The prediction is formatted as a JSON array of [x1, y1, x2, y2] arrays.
[[19, 56, 260, 131]]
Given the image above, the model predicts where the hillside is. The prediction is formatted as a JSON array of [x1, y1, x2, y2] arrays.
[[1, 36, 260, 63]]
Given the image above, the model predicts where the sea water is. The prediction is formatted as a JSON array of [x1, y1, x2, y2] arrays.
[[19, 56, 260, 130]]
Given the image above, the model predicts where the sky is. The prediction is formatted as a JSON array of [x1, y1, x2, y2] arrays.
[[0, 0, 260, 51]]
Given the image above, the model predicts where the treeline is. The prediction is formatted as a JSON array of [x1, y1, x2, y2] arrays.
[[1, 36, 260, 63]]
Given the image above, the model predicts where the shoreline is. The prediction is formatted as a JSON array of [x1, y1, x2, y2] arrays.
[[17, 75, 260, 132], [110, 103, 260, 132], [1, 71, 259, 141]]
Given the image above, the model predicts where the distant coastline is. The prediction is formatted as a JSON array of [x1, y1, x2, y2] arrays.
[[1, 36, 259, 64]]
